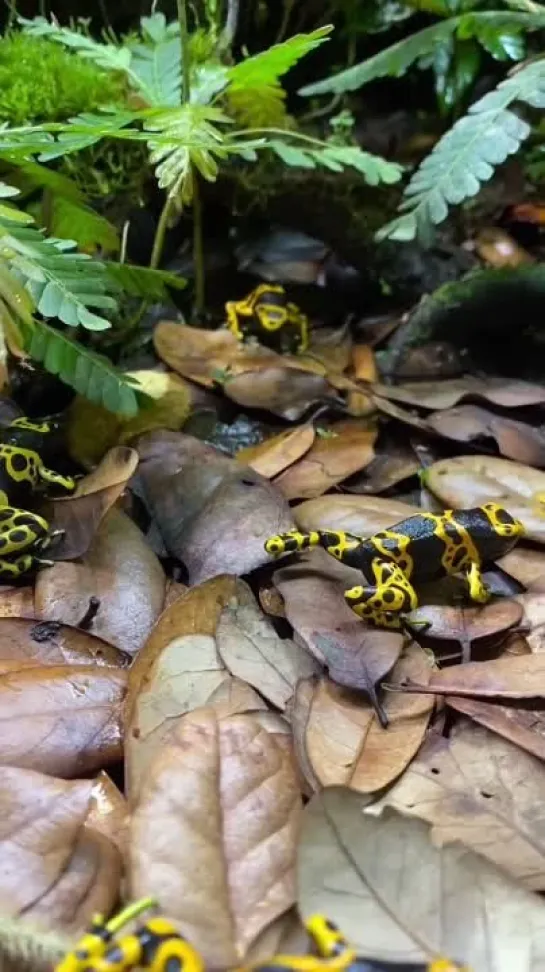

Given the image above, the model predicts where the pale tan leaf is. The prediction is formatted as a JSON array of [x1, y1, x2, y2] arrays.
[[238, 425, 315, 479]]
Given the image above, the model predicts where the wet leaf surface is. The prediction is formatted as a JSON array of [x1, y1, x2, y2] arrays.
[[298, 788, 545, 969], [129, 707, 301, 966], [274, 421, 377, 500], [136, 431, 295, 584], [378, 719, 545, 890], [0, 767, 121, 931], [35, 510, 166, 657], [0, 664, 126, 776]]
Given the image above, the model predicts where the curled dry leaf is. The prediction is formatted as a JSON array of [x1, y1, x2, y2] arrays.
[[88, 772, 128, 858], [0, 663, 126, 776], [237, 425, 315, 479], [35, 510, 166, 658], [274, 421, 378, 501], [346, 442, 420, 495], [216, 579, 320, 710], [129, 707, 302, 967], [297, 642, 433, 794], [373, 376, 545, 411], [426, 405, 545, 468], [396, 653, 545, 699], [378, 718, 545, 891], [425, 455, 545, 543], [124, 576, 266, 801], [302, 323, 353, 374], [293, 495, 417, 537], [446, 695, 545, 763], [136, 431, 295, 584], [351, 344, 378, 383], [0, 766, 121, 932], [0, 617, 128, 668], [47, 446, 139, 560], [298, 788, 545, 969], [274, 550, 402, 719], [223, 368, 338, 421]]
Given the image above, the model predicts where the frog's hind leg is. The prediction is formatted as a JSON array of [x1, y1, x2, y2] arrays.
[[466, 560, 491, 604], [344, 557, 418, 628]]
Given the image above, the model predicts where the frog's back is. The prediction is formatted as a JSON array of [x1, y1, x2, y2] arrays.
[[359, 512, 447, 583]]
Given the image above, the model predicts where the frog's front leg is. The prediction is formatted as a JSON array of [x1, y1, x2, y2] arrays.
[[344, 557, 418, 628], [37, 463, 76, 494], [466, 560, 490, 604]]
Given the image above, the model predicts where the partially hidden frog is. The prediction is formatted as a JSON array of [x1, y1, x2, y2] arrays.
[[265, 504, 524, 629], [54, 898, 467, 972], [226, 283, 309, 354], [0, 416, 76, 581]]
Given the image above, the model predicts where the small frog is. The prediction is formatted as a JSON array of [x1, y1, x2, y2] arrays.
[[226, 283, 309, 354], [0, 505, 60, 580], [265, 504, 524, 629]]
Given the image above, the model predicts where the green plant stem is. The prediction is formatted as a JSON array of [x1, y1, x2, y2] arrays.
[[192, 174, 205, 313], [149, 195, 176, 269], [177, 0, 191, 104]]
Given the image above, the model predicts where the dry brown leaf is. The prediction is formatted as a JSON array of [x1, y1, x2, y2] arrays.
[[374, 376, 545, 410], [47, 446, 139, 560], [499, 547, 545, 591], [35, 509, 166, 658], [293, 494, 417, 536], [274, 421, 377, 501], [446, 695, 545, 762], [515, 590, 545, 652], [346, 443, 420, 495], [425, 455, 545, 543], [237, 425, 315, 479], [397, 652, 545, 699], [0, 767, 121, 932], [0, 617, 128, 668], [473, 227, 534, 267], [406, 599, 523, 643], [300, 642, 433, 793], [0, 586, 35, 618], [129, 707, 301, 966], [243, 909, 310, 965], [223, 368, 337, 421], [216, 580, 320, 710], [378, 719, 545, 890], [88, 772, 128, 858], [154, 322, 244, 387], [0, 664, 126, 775], [301, 324, 353, 374], [274, 549, 402, 720], [351, 344, 378, 383], [426, 405, 545, 468], [136, 431, 295, 584], [298, 788, 545, 969]]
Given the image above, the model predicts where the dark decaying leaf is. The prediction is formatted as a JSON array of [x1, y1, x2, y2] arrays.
[[373, 376, 545, 411], [223, 367, 338, 421]]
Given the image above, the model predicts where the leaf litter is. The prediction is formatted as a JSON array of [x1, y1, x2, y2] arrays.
[[11, 260, 545, 972]]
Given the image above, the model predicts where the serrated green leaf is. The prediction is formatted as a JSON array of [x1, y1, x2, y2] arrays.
[[228, 27, 332, 90], [269, 140, 315, 167], [299, 11, 545, 96], [144, 104, 230, 200], [106, 262, 186, 299], [268, 139, 403, 185], [19, 16, 132, 72]]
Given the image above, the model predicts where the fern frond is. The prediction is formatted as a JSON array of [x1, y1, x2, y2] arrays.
[[0, 213, 118, 328], [18, 16, 132, 74], [268, 139, 403, 184], [37, 111, 139, 162], [299, 11, 545, 96], [129, 29, 181, 106], [49, 197, 119, 253], [144, 104, 230, 200], [228, 27, 332, 89], [25, 320, 141, 416], [227, 86, 289, 128], [106, 262, 187, 299]]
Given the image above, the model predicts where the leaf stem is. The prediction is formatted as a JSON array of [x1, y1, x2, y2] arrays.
[[192, 176, 205, 313], [177, 0, 191, 104], [150, 195, 175, 270]]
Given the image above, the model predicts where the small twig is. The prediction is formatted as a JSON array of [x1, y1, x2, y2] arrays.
[[77, 596, 101, 631]]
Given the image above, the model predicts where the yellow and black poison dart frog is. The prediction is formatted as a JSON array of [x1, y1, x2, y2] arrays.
[[265, 504, 524, 629], [54, 903, 467, 972], [226, 283, 309, 354], [0, 416, 75, 581]]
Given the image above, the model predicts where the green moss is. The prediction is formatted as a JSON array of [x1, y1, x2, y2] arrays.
[[0, 33, 125, 125]]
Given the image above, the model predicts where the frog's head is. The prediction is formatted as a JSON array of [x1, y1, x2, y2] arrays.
[[481, 503, 524, 543], [456, 503, 524, 562]]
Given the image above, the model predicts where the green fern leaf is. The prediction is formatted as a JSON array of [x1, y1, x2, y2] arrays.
[[378, 57, 545, 241], [37, 111, 138, 162], [106, 262, 187, 299], [144, 104, 229, 200], [130, 35, 181, 106], [299, 11, 545, 96], [49, 197, 119, 253], [269, 139, 403, 185], [18, 16, 132, 74], [228, 27, 331, 89], [25, 320, 141, 416]]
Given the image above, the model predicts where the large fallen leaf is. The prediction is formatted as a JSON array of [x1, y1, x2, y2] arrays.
[[298, 642, 433, 794], [154, 322, 244, 387], [0, 664, 126, 775], [374, 376, 545, 410], [425, 455, 545, 543], [346, 440, 420, 495], [129, 707, 301, 966], [405, 599, 523, 646], [223, 367, 338, 421], [35, 509, 166, 657], [274, 550, 402, 723], [216, 580, 320, 710], [0, 767, 121, 932], [394, 653, 545, 699], [378, 719, 545, 890], [136, 431, 295, 584], [446, 695, 545, 762], [293, 495, 417, 536], [47, 446, 139, 560], [499, 547, 545, 590], [238, 425, 315, 479], [124, 576, 265, 800], [274, 421, 377, 500], [0, 617, 128, 667], [298, 788, 545, 968], [427, 405, 545, 468]]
